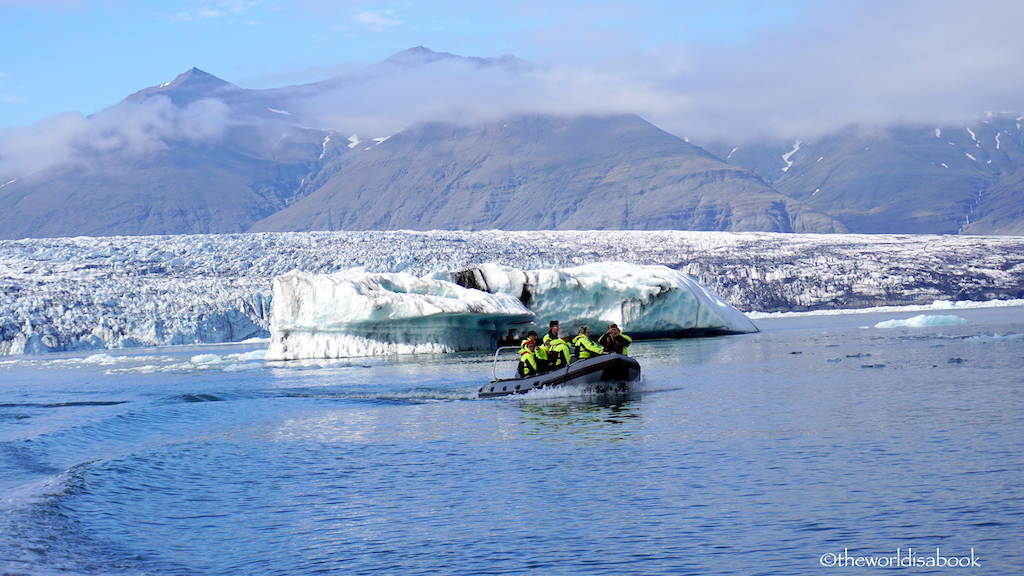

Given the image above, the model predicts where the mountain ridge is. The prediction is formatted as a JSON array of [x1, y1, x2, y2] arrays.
[[250, 114, 847, 233], [702, 114, 1024, 234], [0, 47, 1020, 239]]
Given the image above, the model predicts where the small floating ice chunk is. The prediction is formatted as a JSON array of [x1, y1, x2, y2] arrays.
[[874, 314, 968, 329], [235, 349, 267, 362], [82, 353, 118, 364]]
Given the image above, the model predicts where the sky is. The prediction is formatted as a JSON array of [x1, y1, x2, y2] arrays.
[[1, 0, 1022, 144]]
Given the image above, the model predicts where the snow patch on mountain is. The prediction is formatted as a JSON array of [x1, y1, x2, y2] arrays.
[[781, 139, 802, 172]]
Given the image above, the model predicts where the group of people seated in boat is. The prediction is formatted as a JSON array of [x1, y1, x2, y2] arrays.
[[516, 320, 633, 377]]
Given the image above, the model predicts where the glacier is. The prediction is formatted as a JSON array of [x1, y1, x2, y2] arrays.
[[267, 262, 759, 360], [1, 230, 1023, 356]]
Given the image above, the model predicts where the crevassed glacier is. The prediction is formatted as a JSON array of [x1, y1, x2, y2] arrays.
[[2, 230, 1023, 356], [269, 263, 758, 360]]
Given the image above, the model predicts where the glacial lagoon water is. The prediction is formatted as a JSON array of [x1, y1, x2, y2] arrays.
[[1, 306, 1022, 575]]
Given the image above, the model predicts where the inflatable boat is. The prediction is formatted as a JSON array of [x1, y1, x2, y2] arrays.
[[479, 348, 641, 398]]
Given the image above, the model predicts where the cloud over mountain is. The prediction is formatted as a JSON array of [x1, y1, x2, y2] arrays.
[[0, 95, 230, 180]]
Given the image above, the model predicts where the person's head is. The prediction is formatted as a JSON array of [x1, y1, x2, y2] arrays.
[[548, 320, 559, 334], [608, 323, 620, 335], [557, 329, 569, 339], [526, 330, 537, 341], [578, 325, 590, 336]]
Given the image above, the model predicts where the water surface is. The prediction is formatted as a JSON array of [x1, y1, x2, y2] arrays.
[[2, 307, 1021, 574]]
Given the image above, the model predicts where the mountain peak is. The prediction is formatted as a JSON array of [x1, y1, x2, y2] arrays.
[[173, 67, 226, 85], [383, 46, 458, 67], [126, 67, 241, 105], [382, 46, 532, 73]]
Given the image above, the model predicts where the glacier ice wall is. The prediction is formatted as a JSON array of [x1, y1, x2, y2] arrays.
[[267, 269, 535, 360], [1, 230, 1023, 355]]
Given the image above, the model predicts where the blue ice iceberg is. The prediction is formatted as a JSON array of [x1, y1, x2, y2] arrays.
[[267, 269, 534, 360], [449, 262, 759, 338], [267, 262, 758, 360]]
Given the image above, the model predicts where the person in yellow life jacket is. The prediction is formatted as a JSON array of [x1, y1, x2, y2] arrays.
[[521, 330, 549, 371], [518, 342, 539, 377], [598, 323, 632, 355], [573, 325, 604, 360], [545, 329, 572, 368], [542, 320, 560, 344], [519, 331, 538, 352]]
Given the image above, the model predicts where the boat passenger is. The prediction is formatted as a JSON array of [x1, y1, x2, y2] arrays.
[[521, 330, 550, 371], [599, 323, 632, 355], [545, 330, 572, 368], [518, 342, 539, 377], [519, 330, 539, 351], [542, 320, 560, 344], [573, 326, 604, 360]]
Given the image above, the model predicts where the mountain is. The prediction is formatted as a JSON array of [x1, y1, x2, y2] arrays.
[[0, 47, 1021, 239], [703, 114, 1024, 234], [250, 114, 845, 233], [0, 48, 841, 239], [0, 68, 341, 238]]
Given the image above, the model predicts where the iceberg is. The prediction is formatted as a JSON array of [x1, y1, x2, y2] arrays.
[[266, 269, 535, 360], [874, 314, 968, 329], [269, 262, 758, 360], [448, 262, 759, 338]]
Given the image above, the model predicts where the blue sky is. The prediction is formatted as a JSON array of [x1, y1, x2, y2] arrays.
[[1, 0, 1021, 136]]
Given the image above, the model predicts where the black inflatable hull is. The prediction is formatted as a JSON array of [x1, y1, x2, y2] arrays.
[[479, 353, 641, 398]]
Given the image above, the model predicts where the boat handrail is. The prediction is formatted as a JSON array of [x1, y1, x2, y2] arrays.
[[491, 345, 521, 380]]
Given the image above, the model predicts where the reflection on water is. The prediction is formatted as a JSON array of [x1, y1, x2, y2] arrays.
[[518, 396, 643, 440]]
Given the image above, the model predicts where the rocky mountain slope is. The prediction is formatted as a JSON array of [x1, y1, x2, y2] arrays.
[[704, 114, 1024, 234], [0, 68, 338, 239], [250, 114, 844, 233]]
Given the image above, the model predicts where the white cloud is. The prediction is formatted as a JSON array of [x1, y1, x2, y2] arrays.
[[173, 0, 263, 22], [282, 0, 1024, 143], [352, 9, 402, 32], [0, 96, 230, 179], [604, 0, 1024, 140]]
